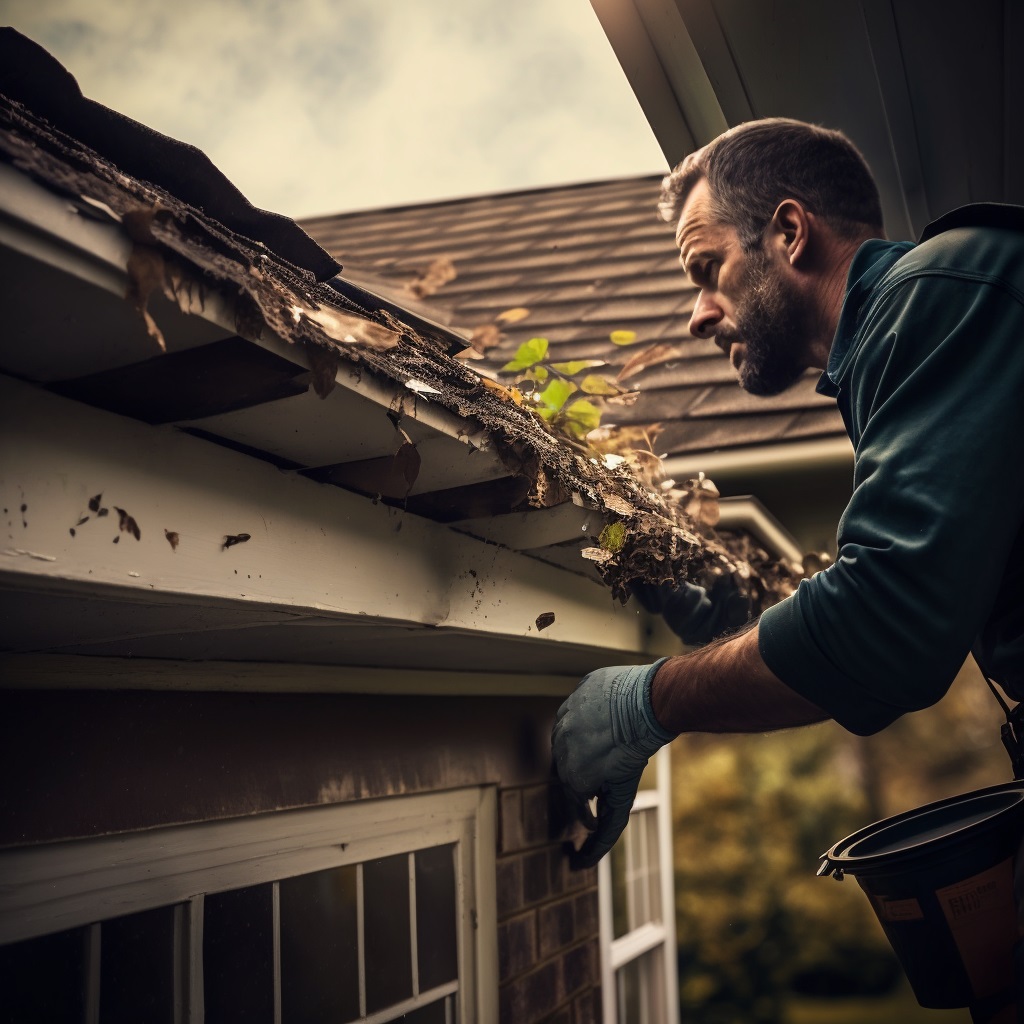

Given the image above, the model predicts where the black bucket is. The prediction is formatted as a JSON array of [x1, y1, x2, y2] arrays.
[[818, 781, 1024, 1014]]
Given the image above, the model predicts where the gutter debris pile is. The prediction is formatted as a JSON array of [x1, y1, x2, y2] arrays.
[[0, 88, 802, 614]]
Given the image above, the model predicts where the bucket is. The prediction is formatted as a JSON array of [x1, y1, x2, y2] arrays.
[[818, 781, 1024, 1015]]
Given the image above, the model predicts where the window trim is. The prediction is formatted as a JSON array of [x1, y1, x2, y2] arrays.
[[0, 787, 498, 1023], [598, 745, 678, 1022]]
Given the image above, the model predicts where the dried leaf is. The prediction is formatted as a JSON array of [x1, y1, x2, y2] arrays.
[[582, 546, 613, 563], [497, 307, 530, 324], [163, 266, 205, 316], [617, 343, 678, 382], [535, 611, 556, 631], [223, 533, 251, 549], [88, 494, 102, 512], [502, 337, 549, 373], [121, 204, 160, 244], [480, 377, 526, 407], [125, 245, 167, 352], [407, 256, 457, 298], [405, 379, 442, 397], [610, 329, 640, 346], [297, 304, 400, 352], [394, 441, 421, 493], [467, 323, 503, 353], [305, 344, 342, 399], [114, 506, 141, 541], [164, 530, 179, 551], [603, 494, 636, 517], [579, 374, 621, 396]]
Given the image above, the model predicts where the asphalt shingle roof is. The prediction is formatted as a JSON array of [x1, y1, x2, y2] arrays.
[[302, 176, 845, 461]]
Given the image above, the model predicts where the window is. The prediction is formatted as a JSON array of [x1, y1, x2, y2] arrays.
[[0, 788, 497, 1023], [598, 745, 677, 1023]]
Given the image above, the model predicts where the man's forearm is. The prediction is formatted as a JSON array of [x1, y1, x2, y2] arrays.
[[650, 620, 830, 733]]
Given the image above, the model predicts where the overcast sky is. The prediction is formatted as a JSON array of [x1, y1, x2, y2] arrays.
[[4, 0, 668, 218]]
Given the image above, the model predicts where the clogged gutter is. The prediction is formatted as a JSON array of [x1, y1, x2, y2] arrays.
[[0, 94, 799, 610]]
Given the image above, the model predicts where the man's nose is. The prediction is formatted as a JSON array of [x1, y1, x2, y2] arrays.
[[688, 290, 723, 340]]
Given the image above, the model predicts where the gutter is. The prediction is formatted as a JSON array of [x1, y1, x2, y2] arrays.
[[662, 436, 853, 483], [716, 496, 805, 571]]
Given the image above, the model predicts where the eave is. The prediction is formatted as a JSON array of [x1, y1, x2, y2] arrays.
[[0, 139, 688, 681]]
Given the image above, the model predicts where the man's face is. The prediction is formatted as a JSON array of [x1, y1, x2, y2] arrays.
[[675, 179, 813, 396]]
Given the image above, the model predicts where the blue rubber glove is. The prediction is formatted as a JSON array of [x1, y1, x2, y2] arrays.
[[551, 660, 675, 869], [631, 573, 752, 646]]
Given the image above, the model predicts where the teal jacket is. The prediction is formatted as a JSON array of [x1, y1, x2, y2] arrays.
[[759, 205, 1024, 735]]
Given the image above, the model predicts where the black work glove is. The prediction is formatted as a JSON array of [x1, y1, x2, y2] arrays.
[[631, 573, 752, 646], [551, 660, 675, 869]]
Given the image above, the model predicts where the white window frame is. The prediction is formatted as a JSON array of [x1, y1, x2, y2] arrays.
[[598, 744, 678, 1023], [0, 786, 498, 1023]]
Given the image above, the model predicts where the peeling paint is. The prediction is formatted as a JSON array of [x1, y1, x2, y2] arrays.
[[3, 547, 56, 562]]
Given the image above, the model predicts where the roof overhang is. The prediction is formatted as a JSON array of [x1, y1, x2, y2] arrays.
[[592, 0, 1024, 240], [0, 156, 688, 682]]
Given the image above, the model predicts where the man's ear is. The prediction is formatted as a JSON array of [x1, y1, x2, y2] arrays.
[[768, 199, 811, 266]]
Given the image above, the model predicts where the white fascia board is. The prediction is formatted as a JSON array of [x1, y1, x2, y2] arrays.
[[0, 161, 492, 458], [0, 374, 649, 656]]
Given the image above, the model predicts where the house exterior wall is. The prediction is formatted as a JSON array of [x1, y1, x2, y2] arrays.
[[0, 681, 601, 1022]]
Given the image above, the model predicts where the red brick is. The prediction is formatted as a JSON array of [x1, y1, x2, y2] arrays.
[[498, 910, 537, 980], [522, 783, 551, 845], [497, 855, 523, 919], [573, 986, 601, 1024], [538, 896, 576, 958], [563, 939, 598, 997], [573, 890, 598, 939], [523, 848, 552, 904], [499, 960, 563, 1023], [500, 788, 524, 853]]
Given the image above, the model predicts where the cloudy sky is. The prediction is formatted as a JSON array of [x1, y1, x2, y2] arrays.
[[4, 0, 668, 218]]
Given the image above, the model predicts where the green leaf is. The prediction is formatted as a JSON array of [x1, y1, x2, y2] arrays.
[[580, 374, 621, 396], [563, 398, 601, 435], [550, 359, 606, 375], [610, 330, 639, 346], [599, 521, 626, 553], [539, 378, 577, 412], [531, 365, 549, 382], [501, 336, 549, 372]]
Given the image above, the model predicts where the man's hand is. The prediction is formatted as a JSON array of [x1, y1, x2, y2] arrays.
[[631, 573, 752, 647], [551, 660, 676, 869]]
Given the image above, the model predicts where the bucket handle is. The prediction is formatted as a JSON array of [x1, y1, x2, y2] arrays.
[[984, 676, 1024, 780], [816, 857, 844, 881]]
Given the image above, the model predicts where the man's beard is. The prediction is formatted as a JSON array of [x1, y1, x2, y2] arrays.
[[723, 248, 814, 397]]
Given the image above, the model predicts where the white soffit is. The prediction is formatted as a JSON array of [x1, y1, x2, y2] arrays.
[[592, 0, 1024, 243]]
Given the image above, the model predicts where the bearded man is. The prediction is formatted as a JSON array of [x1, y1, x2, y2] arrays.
[[551, 117, 1024, 1019]]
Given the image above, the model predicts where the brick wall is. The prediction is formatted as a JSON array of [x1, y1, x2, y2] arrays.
[[496, 782, 602, 1023]]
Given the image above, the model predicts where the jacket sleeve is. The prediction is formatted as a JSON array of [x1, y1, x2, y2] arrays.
[[759, 270, 1024, 734]]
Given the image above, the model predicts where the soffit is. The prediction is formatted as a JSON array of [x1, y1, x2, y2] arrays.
[[591, 0, 1023, 242]]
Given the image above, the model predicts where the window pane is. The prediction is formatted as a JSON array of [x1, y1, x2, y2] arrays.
[[0, 926, 87, 1022], [204, 884, 274, 1024], [616, 947, 667, 1024], [280, 865, 359, 1023], [364, 854, 413, 1013], [611, 808, 662, 938], [100, 905, 176, 1024], [400, 996, 450, 1023], [415, 844, 458, 990]]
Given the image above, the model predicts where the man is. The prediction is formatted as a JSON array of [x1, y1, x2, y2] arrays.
[[551, 117, 1024, 1012]]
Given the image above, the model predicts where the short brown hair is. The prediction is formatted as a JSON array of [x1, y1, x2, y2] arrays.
[[659, 118, 883, 249]]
